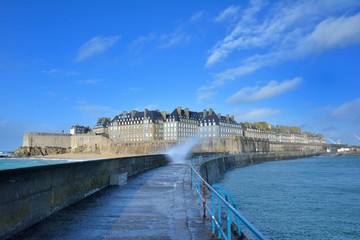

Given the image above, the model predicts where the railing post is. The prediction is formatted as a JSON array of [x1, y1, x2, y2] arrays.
[[202, 181, 207, 218], [218, 196, 222, 239], [211, 191, 215, 236], [227, 207, 232, 240], [189, 157, 268, 240], [190, 164, 193, 189]]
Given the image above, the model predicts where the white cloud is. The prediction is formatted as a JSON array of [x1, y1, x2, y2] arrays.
[[76, 79, 102, 85], [75, 101, 112, 115], [302, 98, 360, 145], [75, 35, 120, 62], [189, 10, 207, 23], [129, 33, 157, 54], [135, 104, 160, 111], [129, 10, 206, 54], [235, 108, 281, 122], [197, 86, 216, 102], [331, 98, 360, 117], [41, 68, 62, 75], [228, 77, 302, 103], [129, 29, 190, 52], [199, 2, 360, 102], [159, 30, 191, 49], [41, 68, 80, 76], [214, 5, 240, 22], [206, 1, 360, 68], [295, 13, 360, 56], [206, 0, 266, 66], [197, 63, 260, 102]]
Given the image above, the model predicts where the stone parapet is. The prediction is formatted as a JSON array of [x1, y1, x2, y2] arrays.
[[199, 152, 321, 185], [0, 154, 168, 239]]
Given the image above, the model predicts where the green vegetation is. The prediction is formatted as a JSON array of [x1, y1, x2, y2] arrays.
[[242, 122, 303, 135]]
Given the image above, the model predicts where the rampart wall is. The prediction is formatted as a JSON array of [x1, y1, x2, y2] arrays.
[[20, 133, 325, 157], [22, 133, 71, 149], [0, 154, 168, 239], [199, 152, 320, 185]]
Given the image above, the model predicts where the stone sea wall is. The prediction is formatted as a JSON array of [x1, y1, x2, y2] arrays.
[[0, 154, 168, 239], [199, 152, 320, 185], [15, 133, 325, 158], [22, 133, 71, 149]]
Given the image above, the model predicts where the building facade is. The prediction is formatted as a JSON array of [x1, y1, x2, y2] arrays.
[[108, 109, 164, 142], [94, 106, 325, 145], [70, 125, 91, 135], [164, 107, 199, 141], [198, 109, 243, 138]]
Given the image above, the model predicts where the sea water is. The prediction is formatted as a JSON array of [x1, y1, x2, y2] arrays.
[[0, 158, 69, 170], [217, 155, 360, 239]]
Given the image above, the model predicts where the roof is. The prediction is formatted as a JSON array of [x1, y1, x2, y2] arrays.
[[168, 108, 201, 121], [112, 110, 164, 123]]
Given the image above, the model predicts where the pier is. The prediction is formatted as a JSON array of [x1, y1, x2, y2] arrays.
[[7, 163, 210, 239], [1, 151, 321, 239]]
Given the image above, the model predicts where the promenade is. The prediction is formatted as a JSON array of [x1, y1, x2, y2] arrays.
[[10, 162, 211, 240]]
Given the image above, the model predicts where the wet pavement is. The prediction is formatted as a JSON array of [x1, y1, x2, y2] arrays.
[[10, 163, 212, 240]]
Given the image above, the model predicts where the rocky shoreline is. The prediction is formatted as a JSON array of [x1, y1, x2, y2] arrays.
[[11, 146, 69, 158]]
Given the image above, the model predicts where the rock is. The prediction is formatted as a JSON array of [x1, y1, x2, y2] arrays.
[[12, 146, 69, 158]]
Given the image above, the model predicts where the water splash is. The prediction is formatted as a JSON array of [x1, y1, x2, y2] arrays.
[[165, 137, 201, 164]]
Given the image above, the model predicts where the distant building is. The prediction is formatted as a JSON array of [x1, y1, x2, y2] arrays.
[[108, 109, 164, 142], [70, 125, 91, 135], [198, 109, 242, 138], [106, 107, 243, 142], [164, 107, 199, 141], [93, 117, 111, 135], [93, 106, 325, 145]]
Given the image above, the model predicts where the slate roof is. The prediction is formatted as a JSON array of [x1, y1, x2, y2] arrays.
[[112, 110, 164, 123], [168, 108, 201, 121], [94, 118, 111, 129], [110, 108, 239, 125]]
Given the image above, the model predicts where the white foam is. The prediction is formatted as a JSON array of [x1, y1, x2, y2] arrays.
[[165, 137, 201, 164]]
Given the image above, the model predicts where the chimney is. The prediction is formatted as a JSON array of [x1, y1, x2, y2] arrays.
[[144, 109, 149, 118], [184, 108, 190, 119], [131, 110, 137, 119], [122, 111, 127, 118], [226, 114, 229, 123], [177, 106, 182, 116], [231, 115, 235, 122], [161, 111, 167, 120], [217, 113, 221, 120], [209, 108, 213, 115], [203, 109, 207, 118]]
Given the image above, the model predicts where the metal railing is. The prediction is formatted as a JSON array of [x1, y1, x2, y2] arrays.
[[190, 156, 268, 240]]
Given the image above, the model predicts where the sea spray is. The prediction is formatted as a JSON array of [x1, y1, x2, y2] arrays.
[[165, 137, 201, 164]]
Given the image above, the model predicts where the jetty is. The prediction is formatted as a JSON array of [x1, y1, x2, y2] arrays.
[[6, 162, 211, 240]]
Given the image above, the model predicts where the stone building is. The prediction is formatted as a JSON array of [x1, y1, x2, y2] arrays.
[[164, 107, 200, 141], [108, 109, 164, 142], [198, 109, 243, 138], [93, 117, 111, 135], [106, 107, 243, 142], [96, 106, 325, 145], [70, 125, 91, 135]]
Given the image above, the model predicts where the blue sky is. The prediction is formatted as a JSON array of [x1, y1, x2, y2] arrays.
[[1, 0, 360, 150]]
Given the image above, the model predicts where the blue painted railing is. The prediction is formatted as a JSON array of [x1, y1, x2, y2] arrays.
[[190, 156, 268, 240]]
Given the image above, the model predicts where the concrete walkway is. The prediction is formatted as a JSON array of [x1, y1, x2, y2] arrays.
[[10, 163, 211, 240]]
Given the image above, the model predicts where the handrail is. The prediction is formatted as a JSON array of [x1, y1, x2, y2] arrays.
[[190, 156, 268, 240]]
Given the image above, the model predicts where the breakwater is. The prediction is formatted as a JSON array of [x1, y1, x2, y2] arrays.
[[199, 151, 320, 185], [0, 154, 168, 239]]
